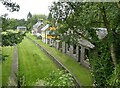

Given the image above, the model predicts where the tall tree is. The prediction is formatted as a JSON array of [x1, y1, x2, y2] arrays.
[[49, 2, 120, 86], [27, 12, 32, 20]]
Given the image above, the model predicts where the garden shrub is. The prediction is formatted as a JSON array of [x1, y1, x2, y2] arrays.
[[44, 69, 75, 87], [107, 65, 120, 86]]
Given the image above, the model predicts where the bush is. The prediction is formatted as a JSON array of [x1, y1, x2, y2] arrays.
[[44, 69, 75, 86], [107, 65, 120, 86]]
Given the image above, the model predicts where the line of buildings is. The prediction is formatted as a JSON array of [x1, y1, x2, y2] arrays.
[[31, 20, 108, 68]]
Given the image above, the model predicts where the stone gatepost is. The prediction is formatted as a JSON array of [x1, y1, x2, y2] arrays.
[[54, 41, 56, 47], [56, 40, 60, 50], [76, 46, 81, 62], [49, 38, 52, 45], [62, 42, 66, 53], [56, 41, 58, 49], [66, 44, 68, 53], [69, 45, 74, 55], [53, 40, 55, 47], [80, 46, 85, 63], [59, 42, 62, 52]]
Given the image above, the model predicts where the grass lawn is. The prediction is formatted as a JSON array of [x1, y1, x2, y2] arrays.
[[27, 33, 93, 86], [2, 46, 14, 86], [18, 37, 58, 86]]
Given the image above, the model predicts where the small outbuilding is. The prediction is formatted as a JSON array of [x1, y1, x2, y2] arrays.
[[17, 26, 27, 31]]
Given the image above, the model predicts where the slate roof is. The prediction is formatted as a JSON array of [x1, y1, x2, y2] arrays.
[[33, 21, 43, 29], [41, 24, 49, 31], [78, 38, 95, 49], [79, 28, 108, 48]]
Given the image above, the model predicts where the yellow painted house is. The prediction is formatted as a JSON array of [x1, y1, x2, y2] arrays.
[[41, 24, 57, 44], [47, 26, 57, 38]]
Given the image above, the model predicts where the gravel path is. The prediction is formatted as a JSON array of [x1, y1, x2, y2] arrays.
[[8, 45, 18, 86]]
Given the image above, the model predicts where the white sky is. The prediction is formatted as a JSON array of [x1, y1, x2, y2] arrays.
[[0, 0, 58, 20]]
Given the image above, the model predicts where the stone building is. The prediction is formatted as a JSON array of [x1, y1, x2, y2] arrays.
[[61, 39, 94, 68], [53, 28, 107, 68]]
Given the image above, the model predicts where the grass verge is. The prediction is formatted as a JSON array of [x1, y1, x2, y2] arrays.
[[2, 46, 14, 86]]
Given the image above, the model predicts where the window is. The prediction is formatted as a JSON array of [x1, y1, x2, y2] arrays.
[[84, 49, 89, 62]]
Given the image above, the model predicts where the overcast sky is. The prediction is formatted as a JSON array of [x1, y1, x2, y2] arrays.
[[0, 0, 58, 20]]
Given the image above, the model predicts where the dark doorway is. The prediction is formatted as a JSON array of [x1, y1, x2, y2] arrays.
[[78, 46, 81, 62]]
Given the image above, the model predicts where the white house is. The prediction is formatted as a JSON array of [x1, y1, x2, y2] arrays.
[[41, 24, 49, 43], [32, 20, 44, 35], [17, 26, 26, 31]]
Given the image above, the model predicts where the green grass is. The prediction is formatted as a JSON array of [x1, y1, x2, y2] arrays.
[[2, 46, 14, 86], [27, 33, 93, 86], [18, 37, 58, 86]]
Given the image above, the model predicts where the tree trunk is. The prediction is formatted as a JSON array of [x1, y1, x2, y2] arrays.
[[110, 43, 117, 66], [99, 3, 117, 66]]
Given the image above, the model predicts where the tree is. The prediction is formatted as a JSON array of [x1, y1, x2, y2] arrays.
[[2, 30, 26, 46], [49, 2, 120, 86], [6, 18, 27, 30], [27, 12, 32, 20], [1, 17, 26, 46], [2, 15, 9, 31], [0, 0, 20, 12], [0, 1, 27, 47]]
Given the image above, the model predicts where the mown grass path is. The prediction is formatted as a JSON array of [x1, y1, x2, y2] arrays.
[[18, 37, 58, 86], [2, 46, 14, 86], [27, 33, 93, 86]]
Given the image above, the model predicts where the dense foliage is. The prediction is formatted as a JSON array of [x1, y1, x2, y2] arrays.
[[0, 0, 20, 12], [44, 70, 75, 86], [49, 2, 120, 86], [1, 15, 26, 47], [2, 30, 26, 46], [2, 18, 27, 31], [107, 65, 120, 86]]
